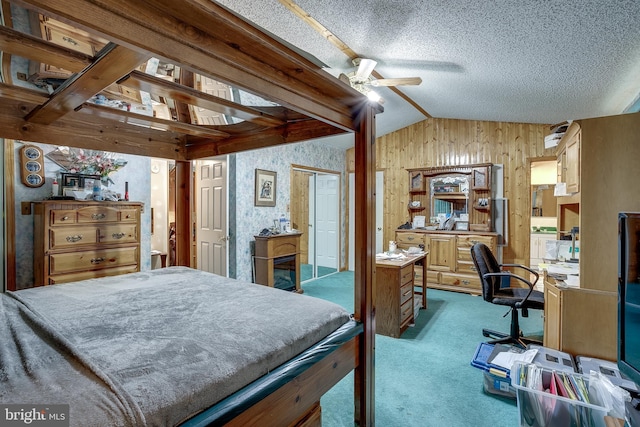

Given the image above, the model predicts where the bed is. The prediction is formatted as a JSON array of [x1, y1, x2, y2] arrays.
[[1, 0, 377, 425], [1, 267, 361, 426]]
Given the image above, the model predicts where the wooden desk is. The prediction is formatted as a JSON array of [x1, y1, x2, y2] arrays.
[[543, 272, 617, 360], [375, 253, 427, 338]]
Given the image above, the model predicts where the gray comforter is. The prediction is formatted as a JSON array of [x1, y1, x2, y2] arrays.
[[0, 267, 350, 426]]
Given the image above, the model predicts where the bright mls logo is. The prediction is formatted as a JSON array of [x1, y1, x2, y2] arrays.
[[1, 405, 69, 426]]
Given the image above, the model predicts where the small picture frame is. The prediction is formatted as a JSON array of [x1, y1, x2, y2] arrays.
[[255, 169, 277, 207], [454, 221, 469, 231]]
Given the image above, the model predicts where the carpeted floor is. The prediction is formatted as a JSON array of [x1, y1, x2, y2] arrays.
[[302, 270, 544, 426]]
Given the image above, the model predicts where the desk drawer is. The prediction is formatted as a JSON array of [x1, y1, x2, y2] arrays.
[[49, 246, 138, 275], [400, 299, 413, 324], [457, 235, 495, 249], [400, 264, 414, 285], [400, 281, 413, 305]]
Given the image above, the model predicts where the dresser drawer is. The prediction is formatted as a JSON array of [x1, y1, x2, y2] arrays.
[[49, 226, 99, 249], [50, 209, 78, 225], [457, 248, 473, 262], [457, 260, 478, 275], [49, 246, 138, 275], [119, 209, 138, 222], [426, 270, 440, 284], [98, 224, 138, 244], [48, 265, 139, 285], [440, 272, 481, 290], [77, 206, 120, 223], [400, 281, 413, 305], [396, 232, 424, 247], [457, 235, 495, 249]]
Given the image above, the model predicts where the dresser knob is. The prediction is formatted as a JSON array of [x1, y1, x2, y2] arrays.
[[112, 232, 126, 239], [90, 257, 105, 264], [92, 213, 106, 220], [65, 235, 83, 243]]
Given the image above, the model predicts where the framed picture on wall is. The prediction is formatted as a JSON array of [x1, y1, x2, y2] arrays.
[[255, 169, 277, 207]]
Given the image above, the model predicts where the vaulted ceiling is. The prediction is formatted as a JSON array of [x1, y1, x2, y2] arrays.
[[217, 0, 640, 137]]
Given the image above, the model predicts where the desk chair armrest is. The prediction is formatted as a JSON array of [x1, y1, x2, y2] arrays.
[[500, 263, 540, 285], [483, 271, 536, 308]]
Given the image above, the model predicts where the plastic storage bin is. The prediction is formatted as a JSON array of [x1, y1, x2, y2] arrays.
[[528, 344, 576, 373], [471, 342, 516, 399], [511, 361, 610, 427]]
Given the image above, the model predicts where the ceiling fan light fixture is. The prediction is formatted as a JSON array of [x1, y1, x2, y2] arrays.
[[366, 90, 382, 103]]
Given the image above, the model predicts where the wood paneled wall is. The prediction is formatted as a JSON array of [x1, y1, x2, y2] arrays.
[[347, 117, 554, 264]]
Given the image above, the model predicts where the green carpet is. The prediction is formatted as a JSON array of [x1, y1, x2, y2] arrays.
[[302, 271, 544, 426]]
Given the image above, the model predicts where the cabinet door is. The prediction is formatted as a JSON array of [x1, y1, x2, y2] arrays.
[[471, 166, 490, 190], [425, 234, 456, 272], [565, 132, 580, 193], [543, 283, 561, 349]]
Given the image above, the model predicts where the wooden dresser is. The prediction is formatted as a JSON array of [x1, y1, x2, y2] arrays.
[[33, 200, 142, 286], [396, 230, 497, 295]]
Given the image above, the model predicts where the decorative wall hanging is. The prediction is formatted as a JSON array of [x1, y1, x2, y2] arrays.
[[255, 169, 276, 207], [19, 145, 45, 188]]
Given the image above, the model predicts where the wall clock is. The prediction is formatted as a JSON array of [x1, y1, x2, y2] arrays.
[[20, 145, 45, 188]]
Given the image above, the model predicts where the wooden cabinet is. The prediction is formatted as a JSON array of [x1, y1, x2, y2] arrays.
[[425, 234, 456, 272], [530, 233, 556, 267], [397, 230, 497, 295], [556, 122, 581, 195], [543, 278, 617, 360], [33, 200, 142, 286], [254, 233, 302, 293], [375, 257, 421, 338]]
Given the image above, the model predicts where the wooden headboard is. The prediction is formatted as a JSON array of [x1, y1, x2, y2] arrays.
[[1, 0, 377, 423]]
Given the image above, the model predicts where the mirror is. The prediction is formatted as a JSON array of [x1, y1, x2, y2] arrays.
[[291, 167, 341, 282], [430, 174, 469, 221]]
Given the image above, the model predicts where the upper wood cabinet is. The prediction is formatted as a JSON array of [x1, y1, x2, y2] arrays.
[[471, 165, 490, 190], [556, 122, 581, 195]]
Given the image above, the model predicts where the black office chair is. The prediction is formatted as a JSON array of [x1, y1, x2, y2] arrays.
[[470, 242, 544, 349]]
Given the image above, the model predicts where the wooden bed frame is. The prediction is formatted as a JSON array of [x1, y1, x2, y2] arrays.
[[0, 1, 377, 425]]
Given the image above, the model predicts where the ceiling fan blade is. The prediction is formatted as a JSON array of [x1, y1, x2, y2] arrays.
[[338, 73, 351, 86], [370, 77, 422, 87], [354, 58, 377, 81]]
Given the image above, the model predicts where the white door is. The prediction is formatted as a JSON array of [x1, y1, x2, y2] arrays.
[[195, 157, 228, 276], [316, 174, 339, 270], [307, 174, 316, 271], [349, 171, 383, 271]]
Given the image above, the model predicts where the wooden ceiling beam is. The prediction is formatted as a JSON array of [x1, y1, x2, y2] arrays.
[[15, 0, 359, 132], [79, 103, 230, 139], [25, 43, 150, 124], [0, 91, 184, 160], [185, 119, 347, 158], [0, 24, 92, 73], [118, 71, 285, 128]]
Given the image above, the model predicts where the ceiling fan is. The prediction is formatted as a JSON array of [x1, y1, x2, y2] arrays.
[[339, 58, 422, 102]]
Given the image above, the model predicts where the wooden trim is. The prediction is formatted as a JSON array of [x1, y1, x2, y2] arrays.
[[4, 139, 16, 291], [174, 160, 192, 267]]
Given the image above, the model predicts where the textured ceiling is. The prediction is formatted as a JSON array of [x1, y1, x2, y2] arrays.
[[216, 0, 640, 140]]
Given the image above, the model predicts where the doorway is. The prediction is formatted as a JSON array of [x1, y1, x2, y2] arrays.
[[291, 166, 341, 282], [530, 159, 557, 268]]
